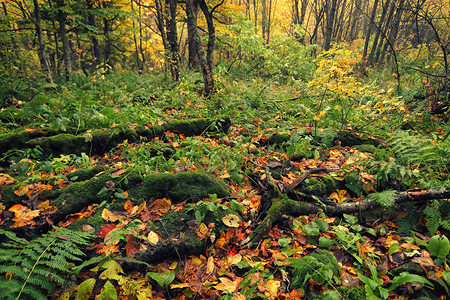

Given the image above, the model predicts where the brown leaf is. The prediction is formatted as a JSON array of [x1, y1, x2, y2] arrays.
[[125, 235, 140, 258]]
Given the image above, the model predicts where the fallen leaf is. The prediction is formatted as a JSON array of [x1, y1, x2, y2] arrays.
[[206, 256, 215, 274], [0, 173, 16, 187], [101, 208, 121, 222], [125, 235, 140, 258], [329, 190, 348, 203], [215, 277, 239, 293], [14, 185, 30, 196], [147, 231, 160, 245], [222, 214, 241, 228], [82, 224, 95, 232]]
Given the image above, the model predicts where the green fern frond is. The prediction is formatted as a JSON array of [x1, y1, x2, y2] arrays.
[[0, 227, 94, 299], [368, 190, 398, 208], [424, 206, 442, 235]]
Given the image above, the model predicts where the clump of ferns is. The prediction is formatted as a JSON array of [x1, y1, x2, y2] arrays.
[[0, 226, 94, 300]]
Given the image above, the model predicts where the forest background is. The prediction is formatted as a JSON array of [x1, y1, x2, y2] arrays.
[[0, 0, 450, 299]]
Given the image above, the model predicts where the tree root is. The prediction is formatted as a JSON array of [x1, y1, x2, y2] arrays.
[[244, 188, 450, 245]]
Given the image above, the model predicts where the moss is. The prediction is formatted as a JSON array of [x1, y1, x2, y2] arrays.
[[298, 175, 337, 196], [334, 130, 380, 147], [66, 166, 110, 182], [337, 286, 366, 300], [268, 132, 290, 145], [0, 129, 49, 157], [68, 206, 106, 232], [89, 127, 139, 153], [291, 249, 342, 289], [136, 210, 207, 263], [27, 133, 88, 156], [50, 172, 112, 224], [129, 171, 230, 203], [355, 144, 379, 154]]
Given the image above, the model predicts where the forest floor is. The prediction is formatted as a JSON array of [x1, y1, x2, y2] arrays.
[[0, 69, 449, 300]]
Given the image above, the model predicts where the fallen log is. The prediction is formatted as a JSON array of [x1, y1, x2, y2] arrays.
[[245, 187, 450, 244]]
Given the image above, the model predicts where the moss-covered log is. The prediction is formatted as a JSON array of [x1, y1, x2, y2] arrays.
[[0, 117, 231, 157], [246, 188, 450, 244]]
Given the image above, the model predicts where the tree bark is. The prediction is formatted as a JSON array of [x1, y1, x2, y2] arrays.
[[362, 0, 379, 60], [56, 0, 72, 78], [165, 0, 180, 81], [324, 0, 338, 51], [185, 0, 214, 96], [187, 0, 200, 69], [33, 0, 53, 83]]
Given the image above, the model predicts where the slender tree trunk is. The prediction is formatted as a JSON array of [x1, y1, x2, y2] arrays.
[[186, 0, 200, 69], [378, 0, 405, 64], [185, 0, 214, 96], [368, 0, 391, 63], [33, 0, 53, 83], [86, 0, 100, 67], [198, 0, 215, 74], [56, 0, 72, 78], [362, 0, 379, 60], [165, 0, 180, 81], [324, 0, 338, 51]]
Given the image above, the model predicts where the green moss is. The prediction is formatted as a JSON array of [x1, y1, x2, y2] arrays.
[[67, 166, 110, 182], [290, 249, 342, 289], [27, 133, 88, 156], [298, 175, 337, 196], [68, 206, 106, 232], [50, 172, 112, 223], [136, 210, 207, 263], [129, 171, 230, 203], [355, 144, 379, 154], [337, 286, 366, 300], [335, 130, 380, 147], [0, 129, 48, 156], [268, 132, 290, 145]]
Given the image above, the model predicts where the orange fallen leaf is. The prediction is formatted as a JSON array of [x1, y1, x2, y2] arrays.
[[329, 190, 348, 203]]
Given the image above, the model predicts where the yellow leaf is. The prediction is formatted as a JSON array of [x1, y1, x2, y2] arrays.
[[222, 214, 240, 228], [329, 190, 348, 203], [101, 208, 120, 222], [170, 283, 191, 289], [14, 185, 29, 196], [313, 115, 320, 121], [228, 253, 242, 266], [264, 279, 280, 297], [215, 277, 239, 293], [147, 231, 159, 245], [206, 256, 215, 274]]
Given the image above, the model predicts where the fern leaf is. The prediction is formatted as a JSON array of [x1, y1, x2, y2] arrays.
[[424, 206, 441, 235], [368, 190, 398, 208]]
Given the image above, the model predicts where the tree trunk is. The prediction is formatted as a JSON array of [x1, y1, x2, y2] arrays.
[[33, 0, 53, 83], [56, 0, 72, 78], [362, 0, 379, 60], [187, 0, 200, 69], [324, 0, 338, 51], [378, 0, 405, 64], [165, 0, 180, 81], [367, 0, 391, 63], [86, 0, 100, 67], [185, 0, 214, 96], [199, 0, 215, 74]]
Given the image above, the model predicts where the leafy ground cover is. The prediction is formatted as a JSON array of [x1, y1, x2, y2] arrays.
[[1, 49, 450, 299]]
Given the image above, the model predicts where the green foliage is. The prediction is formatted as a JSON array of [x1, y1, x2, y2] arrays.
[[0, 227, 93, 300], [359, 262, 433, 300], [427, 235, 450, 258], [289, 249, 342, 289], [367, 190, 398, 209]]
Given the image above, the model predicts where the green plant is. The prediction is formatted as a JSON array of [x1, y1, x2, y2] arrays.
[[289, 249, 342, 290], [359, 262, 433, 299], [0, 227, 93, 300]]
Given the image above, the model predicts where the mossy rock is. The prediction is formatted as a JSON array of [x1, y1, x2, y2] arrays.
[[136, 210, 207, 263], [66, 166, 110, 182], [27, 133, 89, 156], [297, 175, 337, 196], [337, 286, 366, 300], [290, 249, 342, 289], [128, 171, 231, 203], [0, 129, 49, 159], [334, 130, 380, 147], [268, 132, 290, 145]]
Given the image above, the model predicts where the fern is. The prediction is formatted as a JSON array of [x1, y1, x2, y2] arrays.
[[389, 131, 449, 185], [0, 227, 94, 300], [367, 189, 398, 208], [424, 201, 450, 235]]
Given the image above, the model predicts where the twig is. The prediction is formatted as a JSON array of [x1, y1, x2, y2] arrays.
[[285, 167, 341, 193]]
